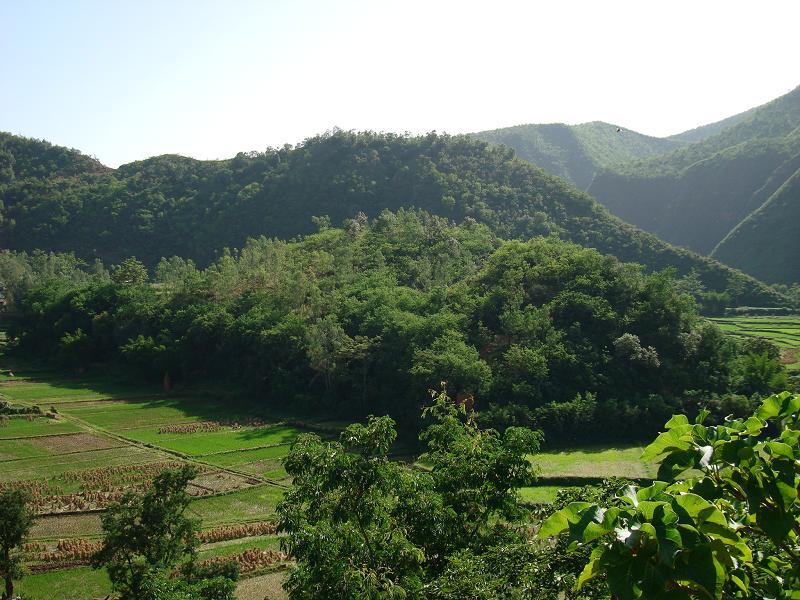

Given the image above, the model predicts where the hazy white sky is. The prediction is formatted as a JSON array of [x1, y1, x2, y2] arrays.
[[1, 0, 798, 167]]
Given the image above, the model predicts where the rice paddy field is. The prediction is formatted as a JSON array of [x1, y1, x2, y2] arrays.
[[1, 358, 658, 598], [0, 361, 303, 599], [711, 315, 800, 372]]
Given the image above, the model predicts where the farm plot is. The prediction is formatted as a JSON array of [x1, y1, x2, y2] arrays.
[[124, 423, 301, 456], [0, 377, 160, 404], [64, 396, 260, 432], [0, 415, 81, 439], [0, 431, 123, 461], [202, 445, 292, 482], [711, 315, 800, 371]]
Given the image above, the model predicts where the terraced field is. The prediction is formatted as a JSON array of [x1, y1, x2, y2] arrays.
[[0, 363, 301, 599], [711, 315, 800, 372]]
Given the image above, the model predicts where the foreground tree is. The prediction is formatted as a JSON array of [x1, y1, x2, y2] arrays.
[[541, 391, 800, 599], [278, 387, 541, 598], [93, 465, 237, 599], [0, 489, 33, 600]]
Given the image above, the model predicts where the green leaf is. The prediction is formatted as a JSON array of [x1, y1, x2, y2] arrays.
[[576, 547, 604, 589], [642, 427, 693, 461], [756, 507, 794, 545], [665, 414, 690, 430], [538, 502, 593, 538]]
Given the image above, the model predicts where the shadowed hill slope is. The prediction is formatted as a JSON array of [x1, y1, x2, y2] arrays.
[[588, 86, 800, 257]]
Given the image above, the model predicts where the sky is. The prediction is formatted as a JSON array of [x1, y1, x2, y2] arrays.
[[1, 0, 799, 168]]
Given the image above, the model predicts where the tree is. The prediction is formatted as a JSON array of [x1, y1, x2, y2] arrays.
[[540, 391, 800, 599], [111, 257, 148, 285], [0, 489, 33, 600], [93, 465, 236, 600], [278, 416, 426, 598], [278, 387, 541, 598]]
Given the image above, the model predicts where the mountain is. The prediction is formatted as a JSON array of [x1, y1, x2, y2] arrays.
[[711, 160, 800, 284], [666, 105, 758, 143], [471, 122, 684, 189], [0, 132, 109, 182], [0, 129, 786, 306], [587, 86, 800, 263]]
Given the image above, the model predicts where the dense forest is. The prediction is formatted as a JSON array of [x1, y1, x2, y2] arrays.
[[3, 211, 790, 443], [586, 86, 800, 283], [0, 130, 786, 308]]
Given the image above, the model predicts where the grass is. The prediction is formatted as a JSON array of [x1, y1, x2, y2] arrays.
[[122, 424, 301, 456], [189, 485, 286, 526], [236, 571, 289, 600], [198, 535, 282, 559], [0, 445, 165, 482], [64, 396, 238, 430], [29, 514, 104, 540], [0, 378, 158, 403], [0, 416, 81, 439], [533, 445, 655, 480], [15, 566, 112, 600], [711, 315, 800, 371], [518, 486, 567, 504]]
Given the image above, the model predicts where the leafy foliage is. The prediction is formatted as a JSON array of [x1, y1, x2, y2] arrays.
[[0, 489, 33, 600], [7, 213, 783, 442], [92, 465, 237, 600], [540, 392, 800, 599], [278, 389, 541, 598]]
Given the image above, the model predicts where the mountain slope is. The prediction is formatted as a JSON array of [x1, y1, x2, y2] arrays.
[[471, 121, 683, 189], [588, 86, 800, 257], [712, 159, 800, 284], [0, 132, 109, 182], [667, 105, 758, 144], [0, 130, 786, 306]]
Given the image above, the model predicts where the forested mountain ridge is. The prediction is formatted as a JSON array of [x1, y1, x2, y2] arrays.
[[470, 121, 684, 189], [587, 85, 800, 272], [712, 162, 800, 284], [0, 132, 109, 181], [0, 129, 786, 306]]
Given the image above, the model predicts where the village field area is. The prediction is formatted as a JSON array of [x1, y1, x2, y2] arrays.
[[0, 355, 659, 599], [711, 315, 800, 373]]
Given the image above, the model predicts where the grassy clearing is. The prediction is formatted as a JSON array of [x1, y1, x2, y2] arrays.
[[16, 566, 112, 600], [532, 445, 655, 480]]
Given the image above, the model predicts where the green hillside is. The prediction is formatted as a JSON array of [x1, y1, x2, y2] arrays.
[[0, 130, 785, 306], [471, 121, 683, 189], [667, 105, 758, 143], [712, 162, 800, 284], [588, 86, 800, 259], [0, 132, 109, 182]]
